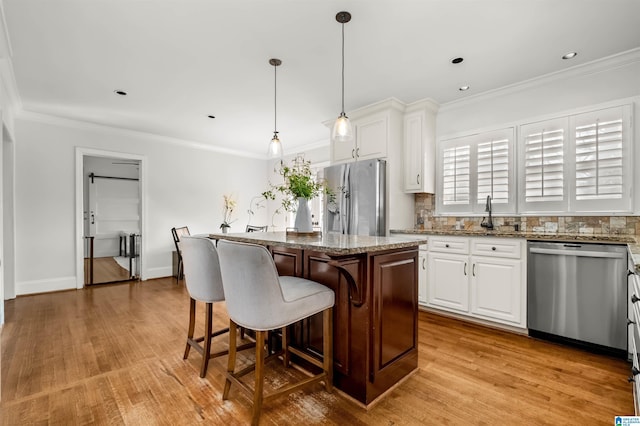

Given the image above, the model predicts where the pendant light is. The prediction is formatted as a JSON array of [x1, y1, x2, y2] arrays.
[[331, 11, 353, 144], [267, 58, 283, 158]]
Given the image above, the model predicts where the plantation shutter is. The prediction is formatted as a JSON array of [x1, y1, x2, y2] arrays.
[[570, 105, 632, 213], [477, 137, 509, 204], [473, 128, 514, 213], [442, 145, 470, 205], [518, 118, 568, 212], [437, 128, 514, 215]]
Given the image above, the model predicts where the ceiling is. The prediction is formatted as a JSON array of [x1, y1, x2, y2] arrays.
[[4, 0, 640, 158]]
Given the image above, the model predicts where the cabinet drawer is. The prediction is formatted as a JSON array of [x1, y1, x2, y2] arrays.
[[429, 237, 469, 254], [632, 272, 640, 302], [471, 238, 521, 259]]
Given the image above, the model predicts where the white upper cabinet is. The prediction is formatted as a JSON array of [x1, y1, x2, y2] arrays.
[[330, 100, 404, 164], [403, 99, 438, 193], [354, 113, 388, 161]]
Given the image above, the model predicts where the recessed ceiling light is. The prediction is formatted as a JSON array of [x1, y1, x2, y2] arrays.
[[207, 115, 215, 119], [459, 85, 470, 91], [562, 52, 577, 60], [451, 57, 464, 64], [114, 90, 127, 96]]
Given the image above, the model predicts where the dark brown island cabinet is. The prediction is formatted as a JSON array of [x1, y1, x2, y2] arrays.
[[210, 232, 426, 405]]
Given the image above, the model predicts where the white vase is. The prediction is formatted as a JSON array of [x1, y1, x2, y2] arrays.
[[294, 197, 313, 232]]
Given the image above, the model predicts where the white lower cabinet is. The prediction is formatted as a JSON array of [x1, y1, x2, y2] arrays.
[[427, 252, 469, 313], [425, 235, 526, 329], [470, 256, 521, 324], [418, 247, 428, 304]]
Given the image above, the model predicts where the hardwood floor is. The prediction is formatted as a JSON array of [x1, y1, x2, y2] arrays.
[[86, 257, 132, 285], [1, 277, 633, 425]]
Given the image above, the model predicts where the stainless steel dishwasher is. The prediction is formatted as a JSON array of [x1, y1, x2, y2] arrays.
[[527, 241, 628, 353]]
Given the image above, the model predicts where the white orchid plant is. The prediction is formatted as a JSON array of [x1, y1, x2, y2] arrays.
[[220, 194, 237, 230]]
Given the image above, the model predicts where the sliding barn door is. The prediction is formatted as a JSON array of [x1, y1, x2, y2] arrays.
[[88, 176, 140, 257]]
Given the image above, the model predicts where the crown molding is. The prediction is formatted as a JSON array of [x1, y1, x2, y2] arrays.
[[289, 137, 330, 155], [405, 97, 440, 114], [17, 110, 267, 160], [440, 47, 640, 113]]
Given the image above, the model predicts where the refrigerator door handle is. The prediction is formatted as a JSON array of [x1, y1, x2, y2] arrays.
[[339, 164, 350, 234]]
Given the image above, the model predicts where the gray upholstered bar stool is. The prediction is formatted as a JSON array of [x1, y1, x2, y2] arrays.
[[179, 236, 252, 378], [216, 239, 335, 426]]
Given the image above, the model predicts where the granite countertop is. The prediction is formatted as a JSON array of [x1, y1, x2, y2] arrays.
[[390, 229, 640, 271], [209, 232, 427, 256]]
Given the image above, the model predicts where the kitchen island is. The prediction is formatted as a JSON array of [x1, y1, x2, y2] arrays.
[[209, 232, 427, 406]]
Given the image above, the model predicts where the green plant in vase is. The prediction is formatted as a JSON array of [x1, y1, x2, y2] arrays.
[[269, 156, 330, 232]]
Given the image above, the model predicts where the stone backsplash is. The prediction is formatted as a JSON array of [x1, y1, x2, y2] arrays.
[[415, 193, 640, 236]]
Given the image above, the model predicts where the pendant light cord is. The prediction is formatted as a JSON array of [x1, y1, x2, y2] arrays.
[[274, 62, 277, 134], [341, 21, 345, 115]]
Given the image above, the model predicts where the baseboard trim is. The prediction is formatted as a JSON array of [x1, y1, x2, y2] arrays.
[[144, 267, 172, 280], [17, 276, 77, 295]]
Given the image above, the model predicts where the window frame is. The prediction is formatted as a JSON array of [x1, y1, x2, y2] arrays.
[[517, 117, 570, 213], [436, 99, 635, 216], [436, 127, 515, 216], [516, 103, 633, 215]]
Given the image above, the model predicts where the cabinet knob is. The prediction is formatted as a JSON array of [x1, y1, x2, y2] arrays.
[[628, 318, 636, 326], [463, 262, 467, 276], [416, 174, 420, 185], [356, 147, 360, 157], [351, 149, 355, 158], [445, 244, 450, 248], [492, 247, 496, 251], [472, 264, 476, 277], [422, 258, 426, 270], [632, 294, 640, 304]]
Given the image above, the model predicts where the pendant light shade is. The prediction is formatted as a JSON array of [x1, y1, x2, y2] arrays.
[[332, 11, 353, 144], [268, 132, 282, 158], [267, 58, 283, 159]]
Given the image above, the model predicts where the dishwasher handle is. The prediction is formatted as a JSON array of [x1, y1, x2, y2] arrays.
[[529, 247, 626, 259]]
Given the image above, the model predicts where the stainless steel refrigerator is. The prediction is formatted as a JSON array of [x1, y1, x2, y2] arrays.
[[323, 159, 386, 236]]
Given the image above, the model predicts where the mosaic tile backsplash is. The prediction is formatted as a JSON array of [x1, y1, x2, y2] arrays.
[[414, 193, 640, 236]]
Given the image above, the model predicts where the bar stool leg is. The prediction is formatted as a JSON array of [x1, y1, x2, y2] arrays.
[[200, 302, 213, 378], [323, 308, 333, 393], [252, 330, 266, 426], [184, 298, 196, 359], [223, 320, 237, 400], [282, 326, 290, 368]]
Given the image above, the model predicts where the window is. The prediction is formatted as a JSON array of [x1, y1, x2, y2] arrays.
[[517, 104, 633, 214], [437, 128, 515, 215], [518, 117, 568, 212], [442, 145, 470, 206], [477, 137, 510, 205], [570, 105, 632, 212]]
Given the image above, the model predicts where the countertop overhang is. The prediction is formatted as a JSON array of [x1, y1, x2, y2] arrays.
[[209, 232, 427, 256]]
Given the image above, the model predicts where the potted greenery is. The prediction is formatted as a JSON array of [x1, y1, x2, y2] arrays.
[[268, 157, 328, 232]]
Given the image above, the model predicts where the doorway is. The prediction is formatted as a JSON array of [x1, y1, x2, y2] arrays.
[[75, 148, 146, 288]]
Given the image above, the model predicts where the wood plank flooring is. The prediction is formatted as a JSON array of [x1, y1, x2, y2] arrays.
[[86, 257, 132, 285], [1, 277, 634, 425]]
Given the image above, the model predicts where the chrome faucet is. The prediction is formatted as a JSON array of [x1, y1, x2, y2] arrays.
[[481, 195, 493, 230]]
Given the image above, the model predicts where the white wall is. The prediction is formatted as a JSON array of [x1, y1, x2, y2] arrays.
[[436, 50, 640, 213], [14, 114, 270, 295]]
